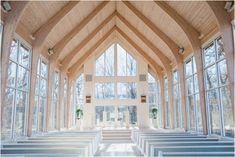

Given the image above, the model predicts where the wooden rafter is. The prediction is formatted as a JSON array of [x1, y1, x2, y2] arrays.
[[51, 1, 109, 61], [155, 1, 200, 44], [123, 1, 182, 63], [116, 12, 172, 71], [155, 1, 208, 133], [33, 1, 79, 39], [60, 11, 116, 71]]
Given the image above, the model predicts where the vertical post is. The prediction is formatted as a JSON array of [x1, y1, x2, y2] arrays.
[[46, 61, 55, 131], [167, 72, 174, 129], [178, 62, 187, 131], [159, 77, 166, 129], [137, 56, 150, 128]]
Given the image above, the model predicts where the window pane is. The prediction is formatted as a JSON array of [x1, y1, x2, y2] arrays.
[[173, 71, 178, 84], [117, 83, 127, 99], [10, 40, 18, 62], [38, 98, 46, 132], [95, 83, 114, 99], [128, 106, 137, 126], [187, 95, 195, 131], [17, 66, 29, 91], [185, 59, 192, 77], [216, 38, 225, 60], [205, 65, 218, 90], [19, 44, 30, 68], [127, 83, 137, 99], [127, 53, 136, 76], [95, 53, 105, 76], [7, 61, 17, 88], [32, 96, 38, 132], [15, 91, 27, 137], [105, 44, 114, 76], [218, 60, 228, 85], [95, 106, 104, 126], [117, 44, 127, 76], [194, 75, 199, 93], [40, 78, 47, 98], [41, 60, 48, 78], [104, 83, 115, 99], [117, 82, 137, 99], [2, 88, 15, 140], [186, 78, 193, 95], [204, 42, 216, 67], [220, 86, 234, 137], [195, 94, 203, 132], [207, 89, 221, 135]]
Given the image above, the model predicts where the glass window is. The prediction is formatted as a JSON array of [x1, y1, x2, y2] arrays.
[[51, 71, 60, 129], [173, 70, 182, 128], [95, 44, 114, 76], [203, 37, 233, 137], [164, 77, 170, 128], [94, 43, 138, 127], [184, 56, 202, 132], [117, 82, 137, 99], [33, 57, 48, 133], [95, 83, 115, 99], [63, 78, 68, 128], [117, 44, 136, 76], [148, 73, 161, 128], [2, 38, 31, 140]]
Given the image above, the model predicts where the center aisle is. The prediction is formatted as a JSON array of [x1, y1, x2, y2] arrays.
[[94, 129, 143, 157], [94, 141, 143, 156]]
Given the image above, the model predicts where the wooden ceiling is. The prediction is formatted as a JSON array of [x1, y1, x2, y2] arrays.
[[16, 1, 222, 77]]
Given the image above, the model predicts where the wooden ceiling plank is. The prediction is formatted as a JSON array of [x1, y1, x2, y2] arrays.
[[33, 1, 79, 39], [155, 1, 200, 44], [116, 12, 172, 71], [116, 26, 163, 76], [60, 11, 116, 71], [68, 26, 115, 78], [123, 1, 182, 63], [51, 1, 109, 61]]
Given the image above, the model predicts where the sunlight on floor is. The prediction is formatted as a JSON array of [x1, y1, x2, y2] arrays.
[[95, 142, 143, 156]]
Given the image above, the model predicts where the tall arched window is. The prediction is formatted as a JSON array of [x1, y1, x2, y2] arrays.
[[94, 43, 138, 127], [95, 43, 137, 77], [94, 43, 137, 100]]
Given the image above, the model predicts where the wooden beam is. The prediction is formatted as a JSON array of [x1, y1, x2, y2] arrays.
[[51, 1, 109, 61], [115, 27, 163, 76], [33, 1, 79, 40], [116, 12, 172, 71], [1, 1, 29, 107], [68, 26, 115, 78], [206, 1, 234, 114], [123, 1, 182, 63], [60, 11, 116, 71], [155, 1, 207, 134], [27, 2, 79, 135]]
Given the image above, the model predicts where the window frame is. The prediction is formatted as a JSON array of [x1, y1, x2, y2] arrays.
[[4, 36, 32, 140], [203, 36, 232, 137]]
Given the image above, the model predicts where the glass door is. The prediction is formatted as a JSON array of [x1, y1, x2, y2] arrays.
[[117, 106, 127, 127]]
